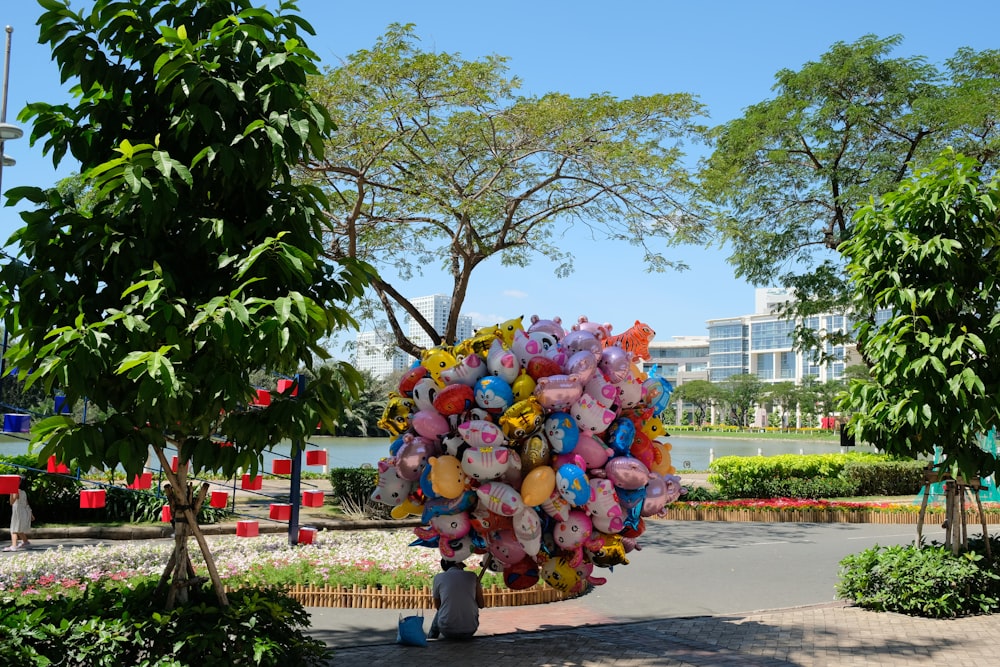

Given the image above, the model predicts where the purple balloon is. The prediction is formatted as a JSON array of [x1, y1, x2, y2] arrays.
[[561, 329, 602, 360], [564, 350, 598, 383], [396, 435, 439, 481], [641, 473, 668, 516], [599, 346, 630, 384], [604, 456, 650, 490]]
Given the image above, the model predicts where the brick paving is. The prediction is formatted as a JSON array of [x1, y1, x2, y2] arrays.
[[327, 601, 1000, 666]]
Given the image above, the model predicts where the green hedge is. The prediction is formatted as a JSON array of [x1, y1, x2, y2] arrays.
[[841, 459, 926, 497], [837, 536, 1000, 618], [328, 467, 378, 505], [707, 453, 900, 499]]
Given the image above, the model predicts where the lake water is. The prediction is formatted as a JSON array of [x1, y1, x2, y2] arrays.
[[0, 432, 874, 473]]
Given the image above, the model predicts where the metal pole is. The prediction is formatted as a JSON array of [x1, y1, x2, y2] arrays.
[[1, 25, 13, 195], [0, 26, 13, 399], [288, 373, 305, 546]]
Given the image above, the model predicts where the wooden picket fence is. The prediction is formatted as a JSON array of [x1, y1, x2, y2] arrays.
[[241, 583, 568, 609], [659, 507, 1000, 524]]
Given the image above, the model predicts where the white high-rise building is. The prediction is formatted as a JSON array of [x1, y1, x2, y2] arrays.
[[354, 330, 409, 379], [354, 294, 475, 378]]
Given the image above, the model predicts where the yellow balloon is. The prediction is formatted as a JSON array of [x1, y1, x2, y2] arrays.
[[390, 496, 423, 519], [512, 372, 536, 403], [520, 465, 556, 506], [429, 455, 467, 499]]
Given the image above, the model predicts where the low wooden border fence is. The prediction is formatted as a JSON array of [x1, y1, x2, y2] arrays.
[[232, 583, 568, 609], [659, 507, 1000, 524]]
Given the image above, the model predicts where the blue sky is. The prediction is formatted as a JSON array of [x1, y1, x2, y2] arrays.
[[3, 0, 999, 354]]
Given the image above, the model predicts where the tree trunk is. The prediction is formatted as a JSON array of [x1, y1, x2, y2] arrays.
[[152, 444, 229, 609]]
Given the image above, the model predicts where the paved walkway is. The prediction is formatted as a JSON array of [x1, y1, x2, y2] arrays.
[[323, 601, 1000, 666]]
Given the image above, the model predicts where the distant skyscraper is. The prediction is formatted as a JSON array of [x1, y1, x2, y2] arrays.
[[354, 330, 409, 379], [354, 294, 474, 378]]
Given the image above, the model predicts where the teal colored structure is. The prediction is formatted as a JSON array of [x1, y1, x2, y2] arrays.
[[913, 446, 946, 506], [913, 434, 1000, 505], [979, 428, 1000, 502]]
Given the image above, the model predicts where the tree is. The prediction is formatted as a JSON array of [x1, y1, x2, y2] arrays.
[[324, 369, 388, 437], [671, 379, 717, 427], [716, 374, 765, 428], [0, 0, 371, 607], [699, 35, 1000, 356], [763, 381, 797, 429], [841, 150, 1000, 480], [305, 24, 708, 356]]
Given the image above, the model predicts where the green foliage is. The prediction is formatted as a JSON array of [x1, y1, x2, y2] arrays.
[[837, 541, 1000, 618], [100, 486, 231, 525], [714, 374, 765, 427], [841, 460, 927, 497], [0, 581, 330, 666], [699, 35, 1000, 356], [0, 454, 83, 523], [328, 467, 378, 506], [841, 151, 1000, 479], [758, 476, 859, 499], [671, 380, 717, 427], [1, 0, 374, 483], [707, 453, 893, 499], [307, 23, 708, 354]]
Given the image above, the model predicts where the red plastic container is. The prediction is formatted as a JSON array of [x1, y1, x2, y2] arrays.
[[272, 458, 292, 475], [80, 489, 106, 508], [0, 475, 20, 495], [126, 472, 152, 490], [302, 490, 325, 507], [161, 505, 172, 523], [305, 450, 328, 466], [209, 491, 229, 509], [269, 503, 292, 521], [241, 474, 262, 490], [237, 520, 259, 537], [298, 527, 317, 544]]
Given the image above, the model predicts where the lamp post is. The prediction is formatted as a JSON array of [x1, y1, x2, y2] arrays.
[[0, 25, 22, 401]]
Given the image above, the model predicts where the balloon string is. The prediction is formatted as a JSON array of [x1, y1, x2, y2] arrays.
[[477, 554, 493, 582]]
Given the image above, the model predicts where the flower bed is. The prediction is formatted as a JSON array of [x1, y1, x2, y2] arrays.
[[661, 498, 1000, 524], [0, 531, 564, 608]]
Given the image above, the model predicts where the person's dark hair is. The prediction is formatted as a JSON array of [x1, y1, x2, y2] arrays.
[[440, 559, 465, 571]]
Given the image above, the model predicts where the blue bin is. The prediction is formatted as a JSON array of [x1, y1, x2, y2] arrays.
[[3, 414, 30, 433]]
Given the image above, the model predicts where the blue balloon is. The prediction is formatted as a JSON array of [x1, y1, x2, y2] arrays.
[[556, 463, 590, 506], [388, 435, 406, 457], [543, 411, 579, 454], [607, 417, 636, 457], [475, 375, 515, 413], [419, 462, 441, 500]]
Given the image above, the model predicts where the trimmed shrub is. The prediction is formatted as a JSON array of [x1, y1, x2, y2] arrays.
[[328, 467, 377, 505], [708, 453, 890, 499], [837, 541, 1000, 618], [0, 581, 331, 665], [841, 459, 926, 496], [759, 476, 859, 499]]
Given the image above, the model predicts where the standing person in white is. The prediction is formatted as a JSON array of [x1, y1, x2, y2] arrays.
[[5, 477, 32, 552], [429, 559, 485, 640]]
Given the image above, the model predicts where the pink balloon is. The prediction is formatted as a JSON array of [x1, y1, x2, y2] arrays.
[[488, 528, 528, 566], [533, 374, 583, 411], [564, 350, 598, 383], [604, 456, 650, 490], [411, 409, 450, 439], [573, 433, 613, 470], [599, 346, 630, 384]]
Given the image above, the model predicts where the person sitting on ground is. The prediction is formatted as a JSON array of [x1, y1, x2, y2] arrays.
[[428, 558, 485, 640], [5, 476, 33, 552]]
